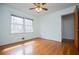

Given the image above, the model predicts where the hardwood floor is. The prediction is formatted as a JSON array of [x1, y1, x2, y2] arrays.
[[0, 38, 79, 55]]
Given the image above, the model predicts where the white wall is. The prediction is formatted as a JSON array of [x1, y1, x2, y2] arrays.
[[0, 4, 76, 46], [62, 14, 74, 39], [38, 6, 75, 42], [0, 4, 39, 46]]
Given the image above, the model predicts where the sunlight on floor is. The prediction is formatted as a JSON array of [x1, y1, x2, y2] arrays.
[[24, 41, 34, 55], [2, 45, 22, 52], [2, 41, 35, 55]]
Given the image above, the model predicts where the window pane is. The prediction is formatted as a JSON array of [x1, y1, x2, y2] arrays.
[[25, 25, 33, 32], [11, 16, 23, 24], [25, 19, 32, 25], [11, 24, 23, 33]]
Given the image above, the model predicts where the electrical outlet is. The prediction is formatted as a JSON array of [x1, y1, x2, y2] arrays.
[[22, 37, 24, 40]]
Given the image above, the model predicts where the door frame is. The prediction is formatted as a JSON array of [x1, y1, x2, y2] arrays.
[[73, 5, 79, 50], [61, 5, 79, 50]]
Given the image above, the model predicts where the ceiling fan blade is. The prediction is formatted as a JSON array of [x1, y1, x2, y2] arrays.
[[42, 3, 46, 5], [29, 8, 35, 10], [33, 3, 37, 6], [42, 8, 48, 11], [33, 3, 39, 6]]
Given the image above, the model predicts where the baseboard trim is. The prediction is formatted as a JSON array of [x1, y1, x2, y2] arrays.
[[39, 37, 61, 43]]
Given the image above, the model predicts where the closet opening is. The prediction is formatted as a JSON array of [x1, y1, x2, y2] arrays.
[[62, 13, 74, 44]]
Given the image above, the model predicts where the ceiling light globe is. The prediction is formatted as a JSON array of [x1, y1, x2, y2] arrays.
[[35, 7, 42, 12]]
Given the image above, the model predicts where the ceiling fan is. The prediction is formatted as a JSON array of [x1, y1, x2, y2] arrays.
[[29, 3, 48, 13]]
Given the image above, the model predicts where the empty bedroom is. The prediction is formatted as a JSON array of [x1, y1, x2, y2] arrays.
[[0, 3, 79, 55]]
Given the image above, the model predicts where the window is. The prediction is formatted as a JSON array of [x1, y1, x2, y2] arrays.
[[11, 15, 33, 33], [24, 19, 33, 32]]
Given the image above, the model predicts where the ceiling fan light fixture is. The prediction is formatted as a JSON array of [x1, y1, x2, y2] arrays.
[[35, 7, 42, 13], [30, 3, 48, 13]]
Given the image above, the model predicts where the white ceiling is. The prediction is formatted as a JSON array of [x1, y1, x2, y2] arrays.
[[5, 3, 75, 17]]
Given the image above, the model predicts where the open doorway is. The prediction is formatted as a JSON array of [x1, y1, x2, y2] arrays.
[[62, 13, 74, 44]]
